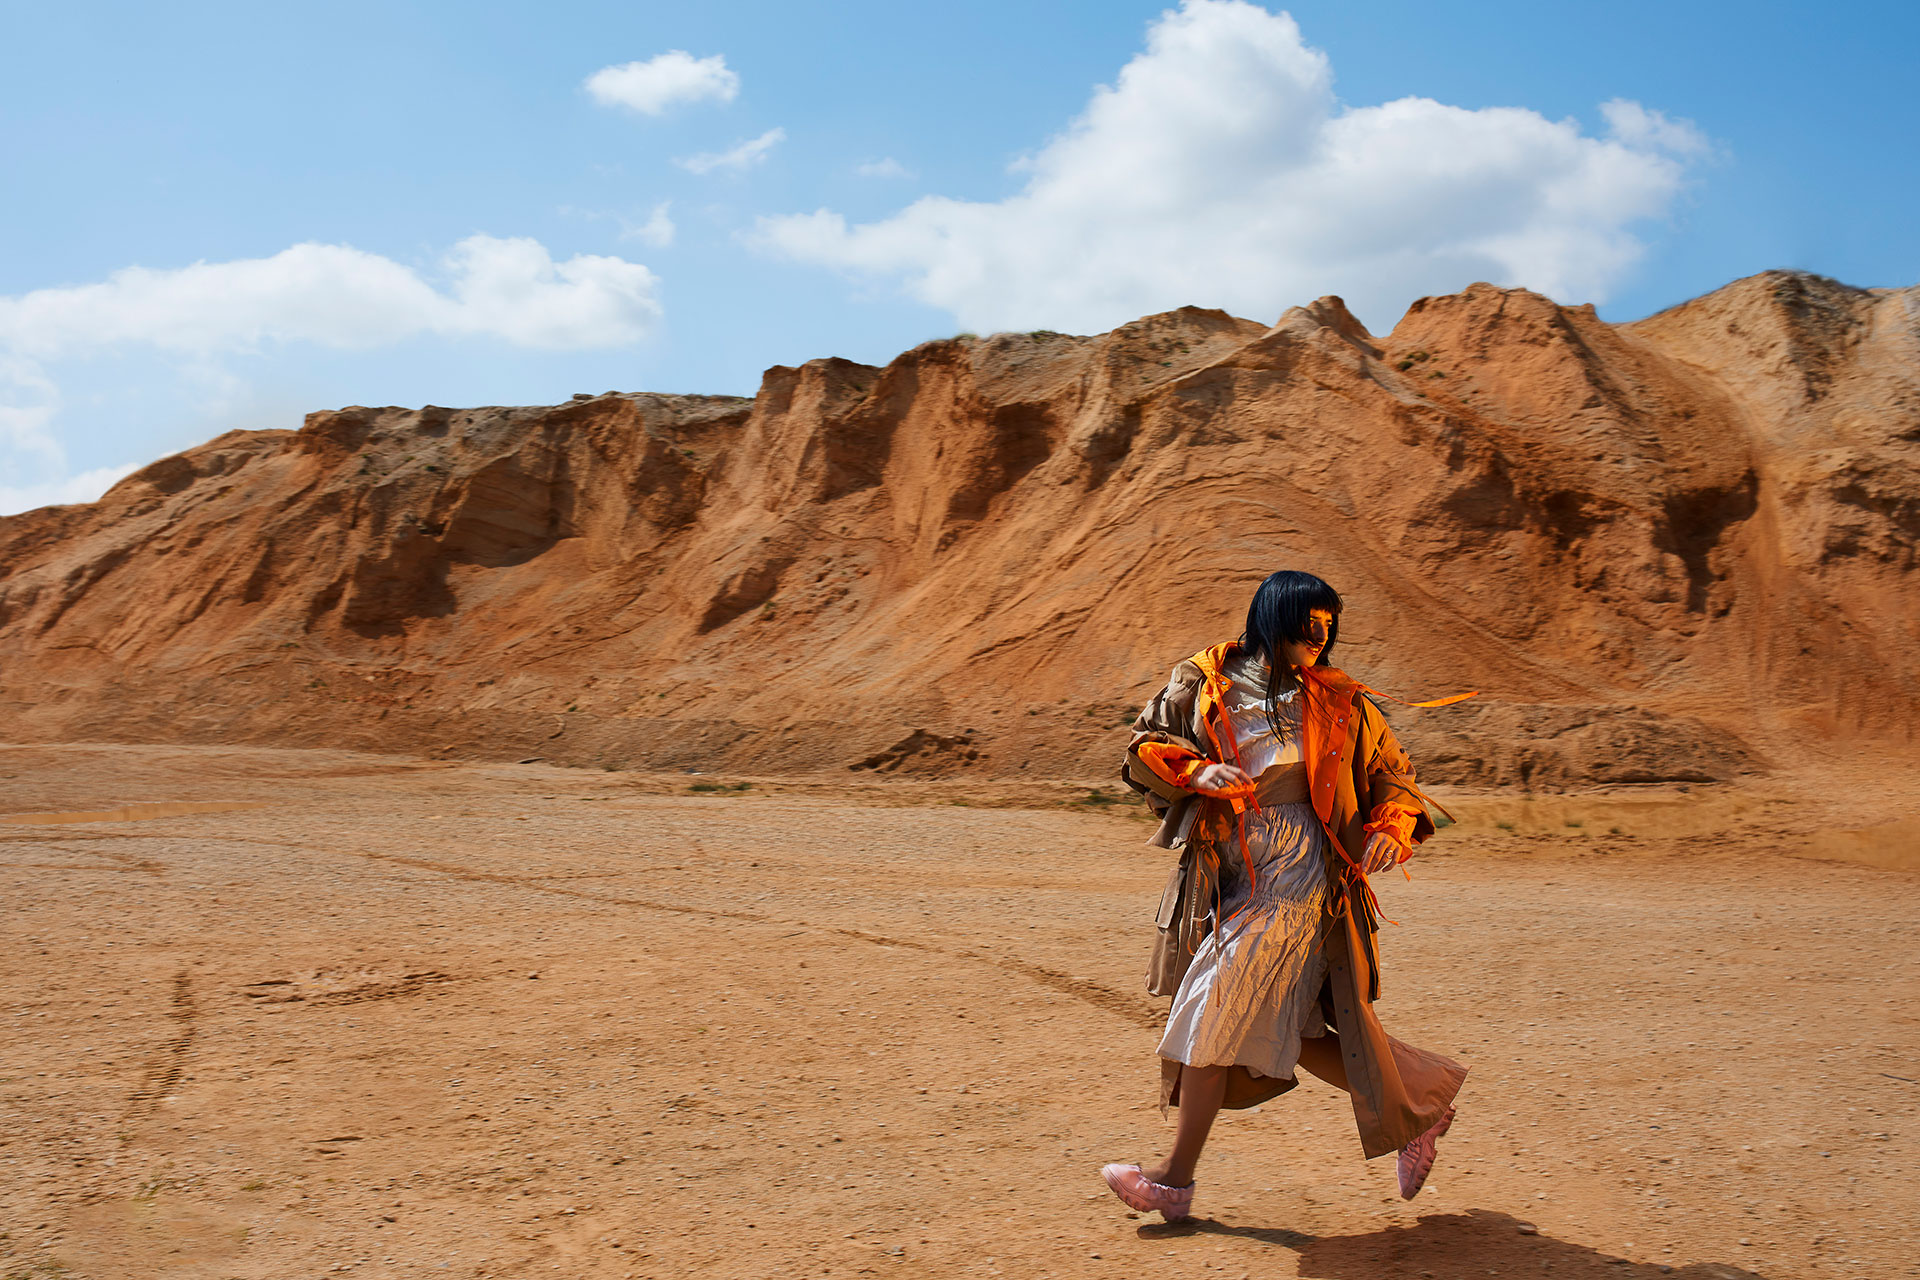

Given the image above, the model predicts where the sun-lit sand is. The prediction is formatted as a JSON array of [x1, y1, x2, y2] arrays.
[[3, 743, 1911, 1278]]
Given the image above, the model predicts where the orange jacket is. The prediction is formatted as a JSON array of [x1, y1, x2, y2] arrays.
[[1127, 641, 1434, 904]]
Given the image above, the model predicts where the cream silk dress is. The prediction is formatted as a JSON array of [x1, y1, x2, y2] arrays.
[[1156, 650, 1333, 1081]]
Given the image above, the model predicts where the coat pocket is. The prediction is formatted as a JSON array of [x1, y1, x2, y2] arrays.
[[1147, 847, 1200, 997], [1154, 857, 1187, 928]]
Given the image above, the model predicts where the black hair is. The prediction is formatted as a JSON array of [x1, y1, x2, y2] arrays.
[[1243, 570, 1343, 735], [1244, 569, 1343, 668]]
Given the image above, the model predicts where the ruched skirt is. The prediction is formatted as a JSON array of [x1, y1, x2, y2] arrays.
[[1156, 798, 1332, 1081]]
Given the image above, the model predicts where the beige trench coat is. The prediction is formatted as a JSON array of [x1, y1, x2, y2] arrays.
[[1122, 641, 1468, 1159]]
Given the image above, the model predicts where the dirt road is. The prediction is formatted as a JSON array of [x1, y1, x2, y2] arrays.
[[1, 744, 1912, 1279]]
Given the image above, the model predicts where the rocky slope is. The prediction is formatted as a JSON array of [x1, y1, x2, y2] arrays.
[[3, 270, 1915, 786]]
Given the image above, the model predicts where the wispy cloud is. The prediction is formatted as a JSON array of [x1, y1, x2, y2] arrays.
[[754, 0, 1708, 334], [0, 462, 139, 516], [855, 157, 914, 180], [585, 51, 739, 116], [622, 201, 676, 248], [1600, 98, 1712, 156], [0, 357, 60, 466], [677, 127, 786, 175]]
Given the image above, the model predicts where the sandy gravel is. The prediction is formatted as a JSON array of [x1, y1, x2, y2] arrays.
[[1, 744, 1913, 1280]]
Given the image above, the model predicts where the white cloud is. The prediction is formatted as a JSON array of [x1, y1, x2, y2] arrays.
[[1600, 98, 1710, 156], [677, 127, 785, 176], [0, 235, 663, 516], [0, 234, 662, 358], [623, 201, 676, 247], [0, 356, 61, 464], [0, 463, 139, 517], [437, 235, 662, 348], [855, 157, 915, 180], [585, 51, 739, 116], [752, 0, 1708, 334]]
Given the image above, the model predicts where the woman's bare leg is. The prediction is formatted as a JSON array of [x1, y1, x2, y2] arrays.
[[1296, 1033, 1351, 1093], [1139, 1038, 1352, 1188], [1141, 1064, 1227, 1188]]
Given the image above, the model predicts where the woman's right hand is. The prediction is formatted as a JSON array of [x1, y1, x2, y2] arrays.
[[1192, 762, 1255, 796]]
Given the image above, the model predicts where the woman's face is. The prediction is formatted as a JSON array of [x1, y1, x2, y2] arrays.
[[1275, 608, 1335, 671]]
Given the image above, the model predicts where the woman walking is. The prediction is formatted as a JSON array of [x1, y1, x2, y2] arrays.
[[1101, 569, 1468, 1221]]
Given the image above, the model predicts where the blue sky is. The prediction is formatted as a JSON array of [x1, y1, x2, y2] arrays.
[[3, 0, 1915, 513]]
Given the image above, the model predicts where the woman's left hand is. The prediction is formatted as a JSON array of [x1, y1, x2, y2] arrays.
[[1362, 830, 1405, 875]]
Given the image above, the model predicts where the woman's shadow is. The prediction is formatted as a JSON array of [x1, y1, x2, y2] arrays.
[[1139, 1207, 1769, 1279]]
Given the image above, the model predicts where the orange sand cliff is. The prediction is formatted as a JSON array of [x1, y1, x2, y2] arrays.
[[3, 270, 1915, 785]]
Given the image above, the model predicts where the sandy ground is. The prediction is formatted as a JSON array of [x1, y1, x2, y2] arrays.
[[0, 744, 1914, 1280]]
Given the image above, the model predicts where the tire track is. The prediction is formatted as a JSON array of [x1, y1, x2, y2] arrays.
[[199, 834, 1165, 1031], [826, 925, 1161, 1031], [0, 845, 164, 874], [0, 832, 166, 873]]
